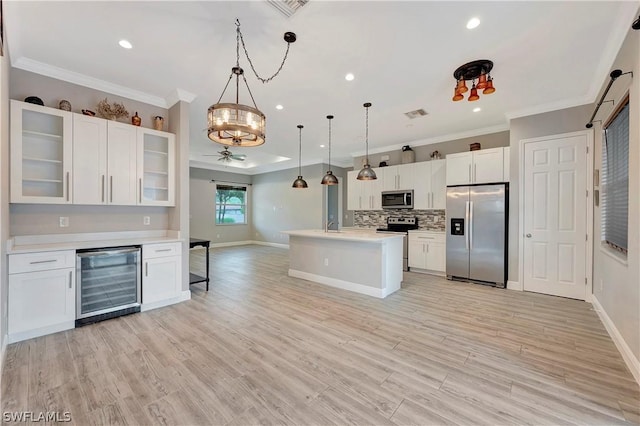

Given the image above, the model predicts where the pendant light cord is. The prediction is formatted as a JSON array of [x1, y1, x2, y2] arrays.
[[298, 126, 303, 175], [365, 104, 370, 163], [328, 117, 332, 170], [236, 19, 294, 84]]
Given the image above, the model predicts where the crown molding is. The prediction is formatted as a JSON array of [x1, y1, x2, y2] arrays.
[[165, 88, 198, 107], [504, 96, 592, 120], [13, 57, 169, 108]]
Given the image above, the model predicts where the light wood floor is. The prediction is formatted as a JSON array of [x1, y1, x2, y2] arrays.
[[2, 245, 639, 425]]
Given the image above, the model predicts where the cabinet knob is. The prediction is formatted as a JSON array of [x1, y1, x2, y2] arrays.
[[526, 233, 532, 238]]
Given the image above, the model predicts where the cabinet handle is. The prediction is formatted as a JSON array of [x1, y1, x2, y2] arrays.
[[145, 262, 148, 277], [139, 178, 142, 203], [426, 243, 429, 253], [474, 163, 477, 182], [468, 164, 471, 183], [29, 259, 56, 265], [154, 248, 172, 252], [110, 176, 113, 203], [66, 172, 70, 201], [68, 271, 72, 289], [101, 175, 105, 203], [422, 244, 425, 253]]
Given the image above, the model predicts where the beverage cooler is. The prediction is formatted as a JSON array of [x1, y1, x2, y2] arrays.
[[76, 246, 141, 326]]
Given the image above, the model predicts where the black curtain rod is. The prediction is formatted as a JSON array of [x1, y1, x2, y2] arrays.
[[211, 179, 252, 186], [586, 69, 632, 128]]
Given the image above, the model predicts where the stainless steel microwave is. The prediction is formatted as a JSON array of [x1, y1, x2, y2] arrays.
[[382, 190, 414, 209]]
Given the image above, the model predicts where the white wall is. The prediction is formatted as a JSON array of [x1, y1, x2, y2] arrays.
[[252, 164, 325, 245], [0, 53, 11, 368], [189, 167, 252, 244], [591, 24, 640, 376], [168, 101, 190, 291]]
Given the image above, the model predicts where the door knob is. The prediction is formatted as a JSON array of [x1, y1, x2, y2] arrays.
[[526, 233, 532, 238]]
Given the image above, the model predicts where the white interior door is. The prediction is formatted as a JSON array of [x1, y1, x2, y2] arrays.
[[523, 134, 588, 300]]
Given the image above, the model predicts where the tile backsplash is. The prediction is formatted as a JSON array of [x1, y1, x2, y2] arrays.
[[353, 209, 446, 231]]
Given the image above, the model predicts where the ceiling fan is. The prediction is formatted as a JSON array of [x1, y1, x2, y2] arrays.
[[204, 147, 246, 162]]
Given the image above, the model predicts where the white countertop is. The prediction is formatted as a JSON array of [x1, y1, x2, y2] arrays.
[[283, 229, 403, 243], [8, 230, 182, 254]]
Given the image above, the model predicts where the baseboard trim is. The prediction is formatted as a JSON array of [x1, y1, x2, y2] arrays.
[[208, 241, 253, 249], [141, 291, 189, 313], [592, 296, 640, 385], [7, 321, 75, 344], [180, 289, 191, 301], [0, 334, 7, 379], [204, 241, 289, 250], [252, 241, 289, 249], [507, 280, 522, 291], [288, 268, 389, 299], [410, 268, 446, 277]]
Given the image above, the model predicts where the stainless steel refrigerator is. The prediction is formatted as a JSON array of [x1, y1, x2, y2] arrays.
[[446, 183, 508, 288]]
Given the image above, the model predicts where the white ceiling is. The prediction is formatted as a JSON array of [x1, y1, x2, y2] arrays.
[[5, 1, 638, 175]]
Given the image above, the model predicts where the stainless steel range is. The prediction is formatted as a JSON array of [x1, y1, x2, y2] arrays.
[[376, 217, 418, 271]]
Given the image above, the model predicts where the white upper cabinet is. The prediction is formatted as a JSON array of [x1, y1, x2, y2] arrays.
[[347, 169, 382, 210], [430, 160, 447, 209], [412, 160, 446, 210], [446, 147, 506, 185], [472, 147, 504, 183], [10, 100, 73, 203], [446, 152, 473, 186], [73, 115, 138, 205], [382, 164, 414, 191], [108, 122, 138, 205], [137, 127, 175, 206], [12, 101, 175, 206], [73, 114, 107, 204]]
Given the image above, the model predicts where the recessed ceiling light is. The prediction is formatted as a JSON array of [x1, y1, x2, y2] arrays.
[[119, 39, 133, 49], [276, 104, 284, 110], [320, 144, 325, 148], [473, 107, 481, 112], [345, 73, 355, 81], [466, 17, 480, 29]]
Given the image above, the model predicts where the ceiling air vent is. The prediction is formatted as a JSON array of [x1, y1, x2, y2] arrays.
[[404, 109, 428, 119], [266, 0, 309, 18]]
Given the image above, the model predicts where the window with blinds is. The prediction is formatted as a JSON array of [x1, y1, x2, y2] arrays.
[[601, 96, 629, 254]]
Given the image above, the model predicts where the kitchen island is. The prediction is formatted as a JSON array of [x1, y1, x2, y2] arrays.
[[282, 229, 404, 298]]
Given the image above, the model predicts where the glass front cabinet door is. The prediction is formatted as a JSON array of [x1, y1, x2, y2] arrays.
[[10, 100, 73, 203], [136, 127, 175, 206]]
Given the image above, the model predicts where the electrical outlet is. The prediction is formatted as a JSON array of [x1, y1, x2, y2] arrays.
[[59, 217, 69, 227], [324, 258, 329, 266], [143, 216, 151, 225]]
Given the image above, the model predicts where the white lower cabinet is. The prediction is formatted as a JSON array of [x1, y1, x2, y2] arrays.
[[408, 231, 446, 275], [142, 242, 182, 310], [8, 250, 76, 343]]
